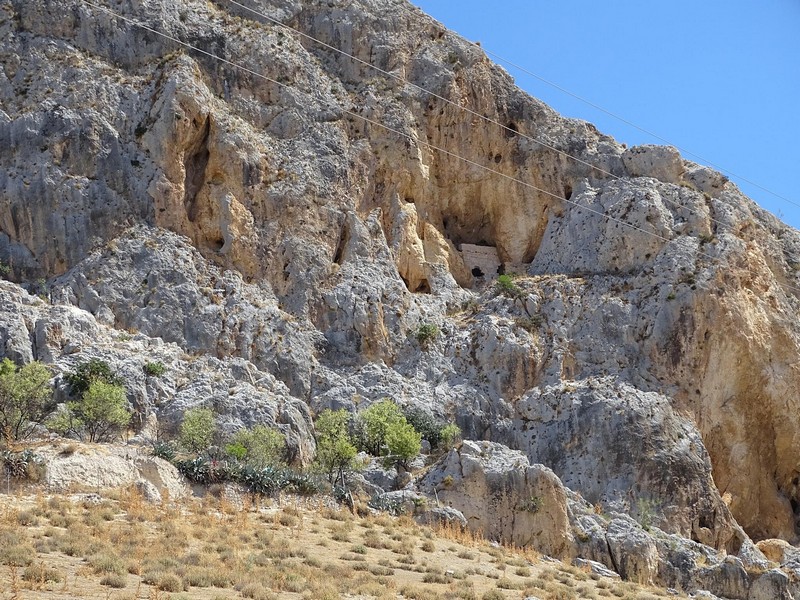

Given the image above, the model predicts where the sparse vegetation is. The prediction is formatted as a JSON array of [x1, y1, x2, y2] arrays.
[[0, 488, 690, 599], [495, 273, 524, 299], [439, 422, 461, 450], [143, 361, 166, 377], [636, 497, 659, 531]]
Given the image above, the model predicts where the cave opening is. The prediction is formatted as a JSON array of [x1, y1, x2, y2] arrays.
[[209, 236, 224, 252], [471, 267, 484, 277]]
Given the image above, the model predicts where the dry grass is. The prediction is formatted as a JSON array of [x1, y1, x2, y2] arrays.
[[0, 489, 690, 600]]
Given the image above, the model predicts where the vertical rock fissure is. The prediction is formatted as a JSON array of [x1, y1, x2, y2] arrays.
[[184, 117, 211, 223]]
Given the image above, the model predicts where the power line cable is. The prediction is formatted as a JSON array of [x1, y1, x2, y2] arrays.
[[476, 47, 800, 213], [74, 0, 800, 296]]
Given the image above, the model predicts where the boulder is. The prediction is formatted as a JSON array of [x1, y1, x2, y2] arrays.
[[419, 440, 573, 558], [605, 517, 659, 585], [39, 441, 188, 499]]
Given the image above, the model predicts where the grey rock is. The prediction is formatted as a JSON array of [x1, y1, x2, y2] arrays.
[[414, 506, 467, 530], [135, 479, 162, 504], [622, 144, 684, 182], [361, 457, 398, 491], [748, 569, 793, 600], [6, 0, 800, 593], [605, 516, 660, 585], [573, 557, 620, 579]]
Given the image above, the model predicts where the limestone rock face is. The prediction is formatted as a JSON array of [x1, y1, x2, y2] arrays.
[[498, 378, 742, 551], [4, 0, 800, 569]]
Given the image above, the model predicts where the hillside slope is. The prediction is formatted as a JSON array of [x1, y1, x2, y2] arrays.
[[3, 0, 800, 557]]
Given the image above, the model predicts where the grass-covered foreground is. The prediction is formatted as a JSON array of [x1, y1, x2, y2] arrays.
[[0, 488, 688, 600]]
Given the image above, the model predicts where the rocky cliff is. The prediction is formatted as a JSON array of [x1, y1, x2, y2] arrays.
[[3, 0, 800, 565]]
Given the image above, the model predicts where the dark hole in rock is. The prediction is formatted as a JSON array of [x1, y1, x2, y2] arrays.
[[564, 184, 573, 200], [414, 279, 431, 294], [210, 237, 224, 252], [471, 267, 484, 277]]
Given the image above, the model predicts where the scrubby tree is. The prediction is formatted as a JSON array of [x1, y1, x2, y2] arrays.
[[48, 380, 131, 443], [0, 359, 54, 444], [313, 409, 358, 484], [179, 408, 216, 454], [356, 399, 406, 455], [226, 425, 285, 468]]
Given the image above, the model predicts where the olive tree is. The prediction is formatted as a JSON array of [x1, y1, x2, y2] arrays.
[[313, 409, 358, 484], [0, 359, 54, 444]]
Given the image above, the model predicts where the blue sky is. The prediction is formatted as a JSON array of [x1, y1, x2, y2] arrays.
[[413, 1, 800, 229]]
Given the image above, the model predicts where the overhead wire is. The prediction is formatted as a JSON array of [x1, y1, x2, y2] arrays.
[[477, 48, 800, 212], [73, 0, 800, 297]]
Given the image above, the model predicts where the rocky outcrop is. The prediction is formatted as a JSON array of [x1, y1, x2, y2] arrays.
[[420, 441, 574, 558], [0, 280, 317, 463], [38, 441, 189, 501], [4, 0, 800, 568]]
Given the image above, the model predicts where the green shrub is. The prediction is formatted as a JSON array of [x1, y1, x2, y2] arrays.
[[0, 358, 55, 443], [495, 273, 524, 298], [414, 323, 439, 350], [313, 409, 358, 484], [402, 407, 442, 449], [227, 425, 285, 468], [224, 442, 248, 461], [65, 358, 123, 398], [385, 420, 421, 468], [178, 407, 216, 453], [439, 423, 461, 450], [143, 361, 166, 377]]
